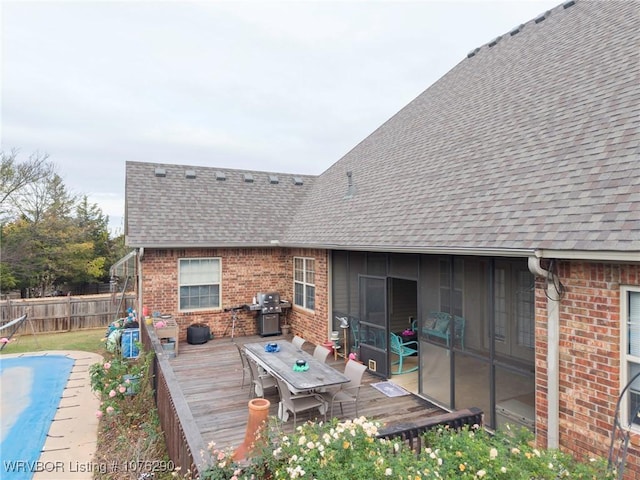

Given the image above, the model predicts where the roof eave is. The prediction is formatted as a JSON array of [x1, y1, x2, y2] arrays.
[[535, 249, 640, 263], [283, 242, 536, 258], [125, 239, 285, 249], [125, 238, 640, 263]]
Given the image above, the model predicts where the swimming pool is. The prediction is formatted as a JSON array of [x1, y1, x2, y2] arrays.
[[0, 355, 75, 479]]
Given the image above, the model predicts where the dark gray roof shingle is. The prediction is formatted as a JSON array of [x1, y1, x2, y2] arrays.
[[284, 0, 640, 254], [125, 162, 315, 247]]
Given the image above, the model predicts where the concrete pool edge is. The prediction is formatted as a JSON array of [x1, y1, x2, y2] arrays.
[[1, 350, 103, 480]]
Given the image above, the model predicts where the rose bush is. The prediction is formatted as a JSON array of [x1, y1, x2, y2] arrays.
[[89, 343, 151, 417], [193, 417, 613, 479]]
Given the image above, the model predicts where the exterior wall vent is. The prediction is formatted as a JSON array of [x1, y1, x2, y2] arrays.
[[243, 173, 254, 183], [510, 24, 524, 36], [154, 168, 166, 177], [293, 176, 304, 186], [269, 175, 279, 184], [185, 170, 196, 179], [215, 171, 226, 181], [488, 36, 501, 47]]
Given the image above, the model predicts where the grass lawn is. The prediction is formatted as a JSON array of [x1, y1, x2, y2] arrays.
[[0, 328, 107, 355]]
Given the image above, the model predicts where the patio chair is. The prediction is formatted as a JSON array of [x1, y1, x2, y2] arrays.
[[291, 335, 306, 350], [390, 332, 418, 374], [321, 359, 367, 418], [274, 375, 327, 428], [313, 344, 331, 363], [247, 357, 277, 398], [234, 342, 251, 389]]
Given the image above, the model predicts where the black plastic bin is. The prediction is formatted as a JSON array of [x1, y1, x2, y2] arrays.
[[187, 324, 210, 345]]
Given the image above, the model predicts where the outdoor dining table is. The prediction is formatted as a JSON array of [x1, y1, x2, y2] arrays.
[[243, 340, 350, 421]]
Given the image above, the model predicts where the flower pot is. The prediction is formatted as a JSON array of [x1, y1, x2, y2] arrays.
[[281, 324, 291, 335], [233, 398, 271, 461], [187, 324, 210, 345]]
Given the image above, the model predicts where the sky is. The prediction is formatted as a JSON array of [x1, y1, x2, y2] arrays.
[[2, 0, 561, 234]]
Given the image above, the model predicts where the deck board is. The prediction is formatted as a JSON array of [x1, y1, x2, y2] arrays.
[[168, 334, 445, 451]]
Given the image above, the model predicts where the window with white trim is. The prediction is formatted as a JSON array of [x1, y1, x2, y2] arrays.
[[179, 258, 221, 311], [622, 286, 640, 428], [294, 257, 315, 310]]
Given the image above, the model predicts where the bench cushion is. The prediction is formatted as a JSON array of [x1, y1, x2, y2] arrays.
[[434, 317, 449, 333]]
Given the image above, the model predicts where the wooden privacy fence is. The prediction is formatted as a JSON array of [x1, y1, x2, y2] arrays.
[[0, 294, 137, 333]]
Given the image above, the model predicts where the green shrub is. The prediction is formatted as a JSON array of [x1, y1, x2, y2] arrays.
[[195, 417, 613, 480]]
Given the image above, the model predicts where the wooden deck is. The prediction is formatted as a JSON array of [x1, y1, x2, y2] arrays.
[[168, 334, 445, 451]]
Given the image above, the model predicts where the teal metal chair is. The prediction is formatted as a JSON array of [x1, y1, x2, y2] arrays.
[[389, 332, 418, 374], [350, 321, 360, 350]]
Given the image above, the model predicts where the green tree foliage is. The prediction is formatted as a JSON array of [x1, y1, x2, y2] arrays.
[[0, 151, 124, 297], [76, 195, 111, 261]]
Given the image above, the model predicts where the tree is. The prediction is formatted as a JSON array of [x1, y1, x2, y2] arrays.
[[0, 150, 54, 222], [13, 172, 77, 224], [76, 195, 110, 258], [0, 151, 120, 296]]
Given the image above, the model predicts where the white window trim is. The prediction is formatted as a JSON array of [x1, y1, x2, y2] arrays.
[[178, 257, 222, 312], [294, 256, 315, 311], [621, 285, 640, 431]]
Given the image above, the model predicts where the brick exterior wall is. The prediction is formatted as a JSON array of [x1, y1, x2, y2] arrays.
[[142, 248, 639, 474], [535, 261, 640, 477], [140, 247, 329, 346], [287, 248, 330, 347]]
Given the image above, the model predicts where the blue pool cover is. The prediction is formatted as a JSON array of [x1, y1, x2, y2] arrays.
[[0, 355, 74, 479]]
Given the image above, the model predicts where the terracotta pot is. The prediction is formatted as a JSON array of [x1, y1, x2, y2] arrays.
[[233, 398, 271, 461]]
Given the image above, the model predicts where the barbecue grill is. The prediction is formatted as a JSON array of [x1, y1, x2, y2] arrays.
[[253, 292, 291, 336], [257, 292, 282, 313]]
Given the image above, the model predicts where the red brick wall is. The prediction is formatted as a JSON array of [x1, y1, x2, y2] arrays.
[[140, 247, 329, 347], [141, 247, 291, 339], [286, 248, 330, 347], [535, 261, 640, 476]]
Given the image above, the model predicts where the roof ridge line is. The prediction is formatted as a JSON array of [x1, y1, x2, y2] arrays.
[[466, 0, 577, 59]]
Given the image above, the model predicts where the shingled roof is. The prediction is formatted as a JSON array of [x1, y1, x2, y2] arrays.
[[284, 0, 640, 256], [126, 0, 639, 257], [125, 162, 315, 247]]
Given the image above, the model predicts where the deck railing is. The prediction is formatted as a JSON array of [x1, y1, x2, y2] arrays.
[[141, 322, 211, 477], [376, 407, 484, 452], [143, 320, 482, 475]]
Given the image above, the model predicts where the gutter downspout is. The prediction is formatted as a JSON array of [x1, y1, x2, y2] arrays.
[[528, 256, 560, 450], [137, 248, 145, 316]]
